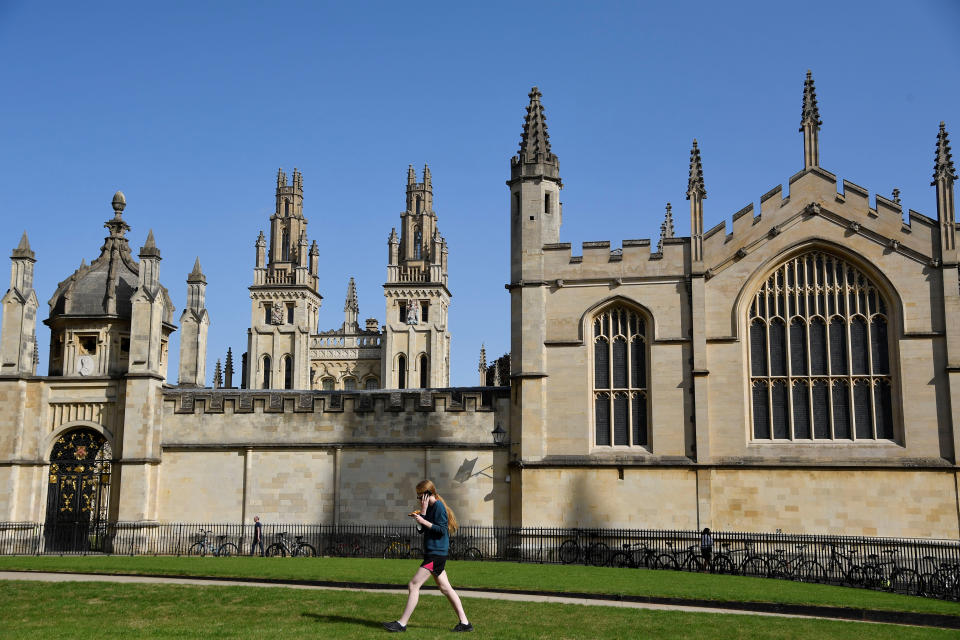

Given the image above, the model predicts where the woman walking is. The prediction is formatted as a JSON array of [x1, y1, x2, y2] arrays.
[[383, 480, 473, 633]]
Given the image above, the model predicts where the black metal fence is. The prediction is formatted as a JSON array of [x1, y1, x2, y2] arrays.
[[1, 522, 957, 600]]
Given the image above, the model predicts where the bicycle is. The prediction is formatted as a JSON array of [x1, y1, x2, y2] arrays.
[[610, 541, 658, 569], [325, 536, 365, 557], [265, 531, 316, 557], [449, 536, 483, 561], [919, 557, 959, 599], [655, 541, 707, 572], [768, 544, 814, 580], [382, 533, 421, 560], [706, 542, 738, 574], [557, 530, 609, 566], [732, 540, 769, 578], [189, 530, 239, 557]]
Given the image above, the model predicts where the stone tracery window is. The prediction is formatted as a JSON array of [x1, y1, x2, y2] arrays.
[[593, 305, 648, 447], [749, 251, 894, 441]]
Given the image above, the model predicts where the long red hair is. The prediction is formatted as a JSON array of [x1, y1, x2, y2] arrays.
[[416, 479, 459, 534]]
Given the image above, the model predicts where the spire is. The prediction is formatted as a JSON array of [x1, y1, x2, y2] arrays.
[[12, 231, 34, 260], [478, 344, 487, 385], [213, 358, 222, 388], [188, 257, 205, 283], [657, 203, 675, 254], [686, 140, 706, 200], [686, 140, 705, 264], [225, 347, 234, 388], [933, 122, 957, 186], [276, 168, 286, 187], [140, 229, 160, 258], [800, 70, 822, 170], [933, 122, 957, 258], [389, 227, 399, 244], [407, 164, 416, 185], [423, 164, 432, 187], [518, 86, 553, 163], [344, 277, 359, 312]]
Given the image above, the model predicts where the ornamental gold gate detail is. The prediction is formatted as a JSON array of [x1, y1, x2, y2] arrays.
[[44, 429, 112, 551]]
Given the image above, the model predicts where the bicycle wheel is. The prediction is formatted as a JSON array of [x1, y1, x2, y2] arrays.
[[585, 542, 609, 567], [610, 552, 631, 569], [800, 561, 826, 583], [323, 545, 340, 558], [890, 569, 920, 596], [655, 553, 679, 571], [683, 554, 707, 572], [462, 547, 482, 562], [921, 572, 945, 598], [845, 565, 866, 586], [266, 543, 286, 557], [295, 543, 316, 558], [711, 555, 736, 575], [220, 543, 239, 557], [768, 559, 789, 579], [739, 556, 767, 577], [558, 540, 580, 565], [383, 544, 407, 560], [188, 542, 206, 557]]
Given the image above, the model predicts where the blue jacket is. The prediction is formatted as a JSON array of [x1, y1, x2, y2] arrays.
[[420, 500, 449, 556]]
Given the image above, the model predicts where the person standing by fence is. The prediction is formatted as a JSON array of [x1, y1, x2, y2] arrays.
[[251, 516, 264, 557], [383, 480, 473, 633], [700, 527, 713, 569]]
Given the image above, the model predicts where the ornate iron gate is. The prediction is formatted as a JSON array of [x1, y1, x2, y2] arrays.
[[44, 429, 112, 551]]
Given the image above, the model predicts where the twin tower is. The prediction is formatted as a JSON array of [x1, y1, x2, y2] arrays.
[[245, 166, 450, 391]]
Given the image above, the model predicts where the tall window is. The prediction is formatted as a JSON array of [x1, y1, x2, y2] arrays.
[[397, 354, 406, 389], [262, 355, 271, 389], [593, 305, 648, 447], [749, 251, 894, 441], [419, 354, 429, 388], [281, 229, 289, 261], [414, 228, 422, 260], [282, 355, 293, 390]]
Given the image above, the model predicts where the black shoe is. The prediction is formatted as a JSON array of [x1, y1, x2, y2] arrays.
[[452, 622, 474, 632], [383, 621, 406, 632]]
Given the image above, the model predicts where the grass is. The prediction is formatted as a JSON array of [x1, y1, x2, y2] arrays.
[[2, 579, 957, 639], [1, 555, 958, 617]]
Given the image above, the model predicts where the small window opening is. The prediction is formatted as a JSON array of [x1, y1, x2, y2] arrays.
[[399, 301, 407, 323], [78, 336, 97, 355], [420, 354, 429, 388], [421, 301, 429, 322], [398, 355, 407, 389], [119, 337, 130, 353], [545, 192, 551, 214], [283, 355, 293, 389], [264, 303, 271, 324], [286, 303, 295, 324], [262, 355, 271, 389], [416, 195, 422, 215]]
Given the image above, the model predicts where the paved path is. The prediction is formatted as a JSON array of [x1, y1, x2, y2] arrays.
[[0, 570, 944, 628]]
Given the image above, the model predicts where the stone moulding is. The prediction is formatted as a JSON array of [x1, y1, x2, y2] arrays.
[[165, 387, 508, 416]]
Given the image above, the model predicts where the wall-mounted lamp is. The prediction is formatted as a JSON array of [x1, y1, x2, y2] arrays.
[[492, 423, 506, 446]]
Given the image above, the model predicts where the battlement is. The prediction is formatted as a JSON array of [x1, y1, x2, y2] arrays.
[[165, 386, 509, 416], [700, 166, 940, 267], [541, 235, 687, 281]]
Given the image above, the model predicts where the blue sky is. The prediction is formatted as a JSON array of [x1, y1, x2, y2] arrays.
[[1, 1, 958, 385]]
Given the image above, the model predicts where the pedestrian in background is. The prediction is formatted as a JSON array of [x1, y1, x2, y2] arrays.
[[251, 515, 264, 557]]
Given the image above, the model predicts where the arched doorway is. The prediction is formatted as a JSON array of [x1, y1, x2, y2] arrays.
[[44, 429, 112, 551]]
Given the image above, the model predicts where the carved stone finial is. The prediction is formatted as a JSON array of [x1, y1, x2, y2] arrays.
[[800, 70, 822, 131], [256, 230, 266, 248], [388, 227, 399, 244], [933, 121, 957, 186], [407, 164, 416, 185], [188, 257, 205, 282], [657, 203, 675, 253], [479, 344, 487, 371], [112, 190, 126, 213], [344, 277, 359, 313], [12, 231, 34, 260], [140, 229, 160, 258], [892, 188, 901, 205], [213, 359, 223, 388], [686, 140, 706, 200], [423, 164, 431, 186], [518, 86, 555, 163]]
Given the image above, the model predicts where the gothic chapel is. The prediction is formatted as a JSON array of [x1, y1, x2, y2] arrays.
[[0, 72, 958, 542]]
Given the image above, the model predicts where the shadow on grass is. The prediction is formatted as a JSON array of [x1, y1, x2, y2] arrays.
[[301, 612, 384, 629]]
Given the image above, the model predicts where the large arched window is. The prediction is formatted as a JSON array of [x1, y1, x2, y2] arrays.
[[749, 251, 894, 441], [593, 305, 649, 447]]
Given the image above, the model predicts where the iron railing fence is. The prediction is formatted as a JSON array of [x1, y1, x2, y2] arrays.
[[1, 522, 957, 600]]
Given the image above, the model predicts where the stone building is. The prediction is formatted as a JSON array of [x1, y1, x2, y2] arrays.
[[0, 72, 958, 542]]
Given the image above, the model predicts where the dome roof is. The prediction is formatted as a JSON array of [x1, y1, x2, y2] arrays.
[[47, 193, 174, 323]]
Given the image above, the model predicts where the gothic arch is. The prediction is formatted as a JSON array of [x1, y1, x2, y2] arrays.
[[44, 421, 115, 456], [740, 244, 901, 442], [577, 295, 657, 343], [732, 239, 904, 341]]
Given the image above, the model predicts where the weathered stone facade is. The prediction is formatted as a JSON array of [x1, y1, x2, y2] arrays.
[[0, 72, 958, 538]]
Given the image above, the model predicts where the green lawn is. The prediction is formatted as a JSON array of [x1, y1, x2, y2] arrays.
[[1, 555, 958, 618], [2, 579, 955, 640]]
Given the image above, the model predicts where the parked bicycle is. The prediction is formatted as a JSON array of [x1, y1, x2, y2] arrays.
[[767, 544, 813, 579], [382, 533, 421, 560], [449, 536, 483, 561], [325, 535, 365, 557], [558, 530, 610, 566], [655, 541, 707, 572], [189, 530, 239, 557], [706, 542, 738, 574], [610, 541, 658, 569], [265, 531, 316, 557], [920, 558, 960, 599]]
